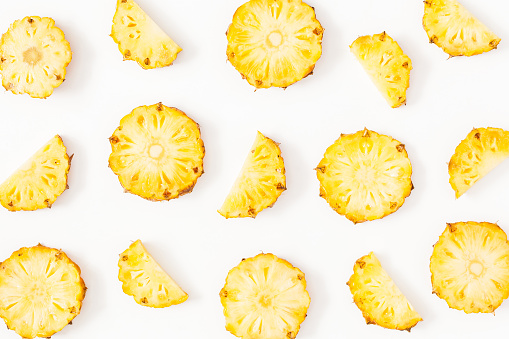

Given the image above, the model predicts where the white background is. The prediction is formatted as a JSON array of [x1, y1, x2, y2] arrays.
[[0, 0, 508, 338]]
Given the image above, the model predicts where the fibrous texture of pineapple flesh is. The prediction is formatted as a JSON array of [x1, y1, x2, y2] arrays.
[[227, 0, 323, 88], [316, 129, 412, 223], [111, 0, 182, 69], [423, 0, 500, 57], [0, 135, 70, 211], [0, 16, 72, 98], [350, 32, 412, 108], [220, 253, 310, 339], [430, 222, 509, 313], [118, 240, 188, 308], [348, 252, 422, 331], [449, 127, 509, 198], [0, 245, 86, 339], [109, 103, 204, 201], [219, 132, 286, 218]]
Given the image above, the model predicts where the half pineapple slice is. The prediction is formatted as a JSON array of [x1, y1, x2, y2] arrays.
[[423, 0, 500, 57], [347, 252, 422, 331], [111, 0, 182, 69], [350, 32, 412, 108], [0, 135, 71, 211], [109, 103, 204, 201], [218, 132, 286, 218], [0, 245, 86, 339], [118, 240, 188, 308], [431, 222, 509, 313], [316, 129, 412, 223], [449, 127, 509, 198], [0, 16, 72, 98], [220, 253, 310, 339], [227, 0, 323, 88]]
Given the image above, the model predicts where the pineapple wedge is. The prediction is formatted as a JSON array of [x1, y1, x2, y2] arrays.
[[0, 245, 86, 339], [111, 0, 182, 69], [0, 135, 71, 211], [423, 0, 500, 57], [316, 129, 412, 223], [431, 222, 509, 313], [118, 240, 188, 308], [348, 252, 422, 331], [0, 16, 72, 98], [220, 253, 310, 339], [109, 103, 204, 201], [350, 32, 412, 108], [218, 132, 286, 218], [449, 127, 509, 198], [226, 0, 323, 88]]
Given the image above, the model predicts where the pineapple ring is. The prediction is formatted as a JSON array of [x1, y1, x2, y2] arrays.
[[0, 16, 72, 98], [430, 222, 509, 313], [109, 103, 205, 201], [316, 129, 413, 223], [226, 0, 323, 88], [220, 253, 310, 339], [0, 245, 86, 339]]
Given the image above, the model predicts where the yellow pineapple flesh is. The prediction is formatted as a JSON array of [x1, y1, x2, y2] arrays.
[[316, 129, 412, 223], [111, 0, 182, 69], [220, 253, 310, 339], [0, 245, 86, 339], [350, 32, 412, 108], [0, 16, 72, 98], [226, 0, 323, 88], [109, 103, 204, 201], [218, 132, 286, 218], [118, 240, 188, 308], [430, 222, 509, 313]]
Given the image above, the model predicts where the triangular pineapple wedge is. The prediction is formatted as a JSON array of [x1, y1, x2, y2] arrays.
[[218, 132, 286, 218], [118, 240, 188, 308], [0, 135, 71, 211], [347, 252, 422, 331], [423, 0, 500, 57], [111, 0, 182, 69], [449, 127, 509, 198]]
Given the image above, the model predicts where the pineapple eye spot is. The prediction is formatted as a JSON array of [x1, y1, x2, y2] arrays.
[[23, 47, 42, 65], [469, 261, 484, 277], [267, 31, 283, 47], [149, 144, 164, 159]]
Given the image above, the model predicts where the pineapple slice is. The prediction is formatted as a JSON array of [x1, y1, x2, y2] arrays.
[[218, 132, 286, 218], [220, 253, 310, 339], [0, 16, 72, 98], [423, 0, 501, 57], [111, 0, 182, 69], [316, 129, 412, 223], [449, 127, 509, 198], [0, 245, 86, 339], [347, 252, 422, 331], [118, 240, 188, 308], [226, 0, 323, 88], [431, 222, 509, 313], [0, 135, 71, 211], [350, 32, 412, 108], [109, 103, 204, 201]]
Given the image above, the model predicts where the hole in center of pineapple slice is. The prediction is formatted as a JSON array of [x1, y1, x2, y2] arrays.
[[267, 31, 283, 47], [469, 261, 484, 276], [149, 144, 164, 159], [23, 47, 42, 65]]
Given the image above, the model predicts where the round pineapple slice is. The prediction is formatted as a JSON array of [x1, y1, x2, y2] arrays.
[[430, 222, 509, 313], [111, 0, 182, 69], [118, 240, 188, 308], [0, 16, 72, 98], [226, 0, 323, 88], [347, 252, 422, 331], [109, 103, 205, 201], [220, 253, 310, 339], [0, 245, 86, 339], [449, 127, 509, 198], [218, 132, 286, 218], [0, 135, 71, 211], [423, 0, 500, 57], [316, 129, 413, 223]]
